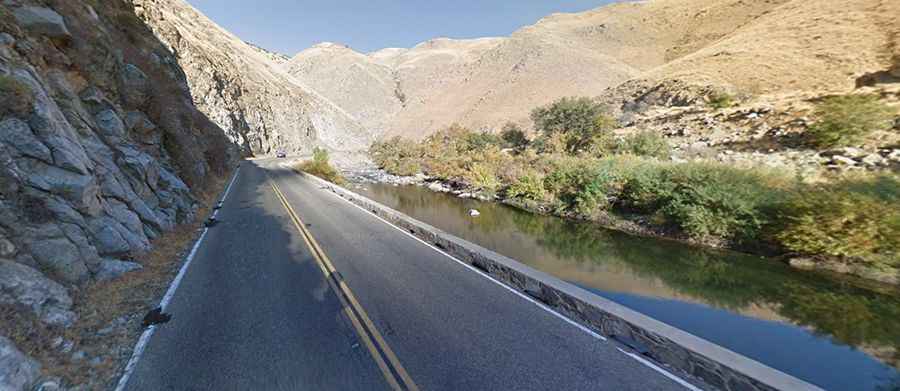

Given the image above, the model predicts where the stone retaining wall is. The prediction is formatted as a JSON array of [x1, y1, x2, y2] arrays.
[[303, 173, 822, 391]]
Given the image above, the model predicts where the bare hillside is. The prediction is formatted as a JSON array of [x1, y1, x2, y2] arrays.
[[284, 42, 401, 135], [285, 0, 898, 140], [134, 0, 373, 155]]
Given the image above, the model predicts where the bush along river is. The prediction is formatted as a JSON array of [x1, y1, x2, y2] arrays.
[[349, 180, 900, 391]]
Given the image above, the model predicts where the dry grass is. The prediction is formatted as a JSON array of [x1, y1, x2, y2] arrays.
[[1, 170, 232, 388]]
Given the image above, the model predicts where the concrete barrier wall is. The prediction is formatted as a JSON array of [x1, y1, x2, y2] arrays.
[[304, 173, 822, 391]]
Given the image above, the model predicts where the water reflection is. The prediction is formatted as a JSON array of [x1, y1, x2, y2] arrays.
[[355, 182, 900, 391]]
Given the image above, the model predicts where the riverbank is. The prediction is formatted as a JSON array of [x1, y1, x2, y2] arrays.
[[348, 165, 899, 288], [344, 178, 900, 391]]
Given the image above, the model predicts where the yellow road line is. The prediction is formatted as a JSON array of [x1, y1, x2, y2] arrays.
[[270, 182, 419, 391]]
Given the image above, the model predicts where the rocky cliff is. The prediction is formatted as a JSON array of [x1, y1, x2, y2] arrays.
[[0, 0, 236, 388], [132, 0, 375, 156]]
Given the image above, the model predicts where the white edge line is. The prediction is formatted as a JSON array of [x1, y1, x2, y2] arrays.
[[114, 166, 241, 391], [324, 186, 703, 389], [304, 180, 607, 342], [617, 347, 704, 391]]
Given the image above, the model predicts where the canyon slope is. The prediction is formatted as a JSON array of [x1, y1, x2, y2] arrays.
[[285, 0, 899, 139], [0, 1, 236, 388], [133, 0, 374, 156]]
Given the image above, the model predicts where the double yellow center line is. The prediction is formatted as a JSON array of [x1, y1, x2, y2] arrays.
[[270, 182, 419, 391]]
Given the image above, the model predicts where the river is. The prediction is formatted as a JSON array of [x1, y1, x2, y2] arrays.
[[351, 182, 900, 391]]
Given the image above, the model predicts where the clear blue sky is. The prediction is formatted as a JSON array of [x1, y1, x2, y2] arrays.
[[186, 0, 614, 55]]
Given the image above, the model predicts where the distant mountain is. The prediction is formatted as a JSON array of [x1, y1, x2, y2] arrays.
[[134, 0, 374, 155], [284, 0, 899, 139]]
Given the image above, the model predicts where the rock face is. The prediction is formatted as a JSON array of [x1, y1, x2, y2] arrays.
[[0, 260, 75, 327], [133, 0, 375, 157], [94, 258, 143, 281], [11, 6, 70, 40], [0, 336, 40, 391], [285, 0, 899, 139], [1, 0, 237, 385]]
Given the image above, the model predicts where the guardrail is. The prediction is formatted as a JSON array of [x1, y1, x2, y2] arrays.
[[301, 172, 822, 391]]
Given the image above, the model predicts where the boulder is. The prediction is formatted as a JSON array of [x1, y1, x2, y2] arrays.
[[0, 260, 76, 326], [86, 217, 131, 256], [41, 196, 86, 226], [860, 154, 884, 167], [32, 378, 64, 391], [0, 33, 15, 47], [887, 150, 900, 164], [0, 336, 41, 391], [128, 197, 168, 232], [117, 145, 159, 191], [119, 64, 150, 108], [59, 223, 102, 273], [104, 199, 148, 247], [94, 109, 126, 143], [0, 237, 15, 258], [43, 134, 91, 176], [98, 172, 128, 200], [427, 182, 450, 192], [18, 160, 100, 215], [124, 111, 160, 146], [94, 258, 142, 281], [830, 155, 856, 166], [840, 147, 866, 159], [124, 111, 157, 134], [12, 6, 71, 40], [26, 237, 90, 284], [0, 118, 52, 163], [158, 167, 190, 194], [78, 87, 113, 114]]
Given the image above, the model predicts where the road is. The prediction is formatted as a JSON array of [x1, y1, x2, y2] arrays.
[[122, 159, 698, 391]]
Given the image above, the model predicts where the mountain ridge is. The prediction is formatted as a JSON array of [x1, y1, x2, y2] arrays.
[[284, 0, 898, 140], [134, 0, 375, 156]]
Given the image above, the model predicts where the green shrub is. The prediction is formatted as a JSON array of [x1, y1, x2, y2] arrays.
[[500, 122, 529, 150], [507, 172, 546, 201], [708, 92, 734, 110], [532, 132, 568, 155], [531, 97, 617, 154], [370, 136, 422, 176], [661, 163, 784, 241], [463, 162, 502, 193], [388, 159, 422, 177], [543, 157, 623, 216], [619, 161, 672, 212], [0, 75, 34, 118], [464, 131, 503, 151], [806, 94, 894, 148], [619, 162, 785, 241], [616, 131, 671, 159], [297, 147, 345, 184], [777, 175, 899, 267]]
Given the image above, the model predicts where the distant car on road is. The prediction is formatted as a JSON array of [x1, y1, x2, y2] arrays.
[[276, 150, 286, 158]]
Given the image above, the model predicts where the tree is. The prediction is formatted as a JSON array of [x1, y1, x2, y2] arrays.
[[530, 97, 617, 154], [500, 122, 528, 150]]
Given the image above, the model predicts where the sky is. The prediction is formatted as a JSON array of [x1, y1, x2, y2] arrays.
[[186, 0, 614, 55]]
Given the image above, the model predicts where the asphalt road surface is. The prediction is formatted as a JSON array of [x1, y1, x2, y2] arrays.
[[123, 159, 698, 391]]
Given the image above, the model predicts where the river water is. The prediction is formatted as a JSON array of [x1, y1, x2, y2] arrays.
[[352, 182, 900, 391]]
